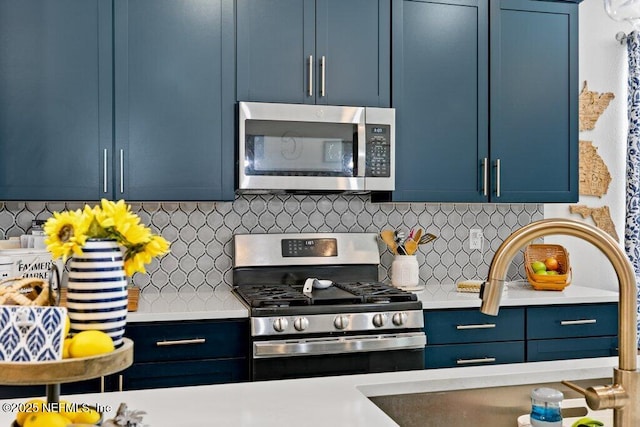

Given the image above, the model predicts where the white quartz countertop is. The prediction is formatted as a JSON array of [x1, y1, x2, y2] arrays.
[[1, 357, 632, 426], [125, 283, 618, 322], [416, 282, 619, 309], [126, 286, 248, 323]]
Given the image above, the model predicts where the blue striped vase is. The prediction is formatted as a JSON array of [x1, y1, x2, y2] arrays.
[[66, 239, 128, 347]]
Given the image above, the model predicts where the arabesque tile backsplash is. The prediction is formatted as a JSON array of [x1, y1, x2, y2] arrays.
[[0, 197, 542, 295]]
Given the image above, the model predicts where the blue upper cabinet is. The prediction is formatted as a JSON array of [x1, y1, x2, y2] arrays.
[[384, 0, 488, 202], [114, 0, 235, 201], [380, 0, 578, 203], [0, 0, 234, 202], [0, 0, 113, 201], [236, 0, 390, 107], [490, 0, 578, 203]]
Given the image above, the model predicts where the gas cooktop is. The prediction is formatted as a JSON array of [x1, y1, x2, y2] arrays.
[[235, 281, 417, 308]]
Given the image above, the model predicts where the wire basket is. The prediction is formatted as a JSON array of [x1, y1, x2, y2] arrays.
[[524, 244, 572, 291]]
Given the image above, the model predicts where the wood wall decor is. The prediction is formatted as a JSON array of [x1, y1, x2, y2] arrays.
[[579, 140, 612, 197], [569, 205, 619, 241], [579, 81, 615, 131]]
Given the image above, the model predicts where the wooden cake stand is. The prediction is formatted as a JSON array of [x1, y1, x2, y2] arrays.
[[0, 338, 133, 403]]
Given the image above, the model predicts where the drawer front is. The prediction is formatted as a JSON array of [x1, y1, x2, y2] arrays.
[[121, 358, 249, 390], [125, 319, 249, 362], [527, 336, 618, 362], [526, 303, 618, 340], [424, 307, 525, 345], [425, 341, 525, 369]]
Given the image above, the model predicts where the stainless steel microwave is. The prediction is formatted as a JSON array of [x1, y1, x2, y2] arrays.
[[237, 102, 395, 193]]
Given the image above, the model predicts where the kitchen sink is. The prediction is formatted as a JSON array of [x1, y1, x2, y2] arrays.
[[368, 379, 610, 427]]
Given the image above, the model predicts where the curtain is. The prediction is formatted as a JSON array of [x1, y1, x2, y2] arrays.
[[624, 31, 640, 345]]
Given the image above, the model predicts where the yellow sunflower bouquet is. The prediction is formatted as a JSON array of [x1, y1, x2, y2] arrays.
[[44, 199, 170, 276]]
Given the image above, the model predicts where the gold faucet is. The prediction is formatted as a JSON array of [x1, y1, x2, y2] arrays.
[[480, 218, 639, 426]]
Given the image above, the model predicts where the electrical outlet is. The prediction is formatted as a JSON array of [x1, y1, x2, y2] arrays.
[[469, 229, 483, 250]]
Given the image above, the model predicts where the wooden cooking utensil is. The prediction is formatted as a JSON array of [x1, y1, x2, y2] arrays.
[[404, 238, 418, 255], [380, 230, 397, 254], [413, 229, 423, 244]]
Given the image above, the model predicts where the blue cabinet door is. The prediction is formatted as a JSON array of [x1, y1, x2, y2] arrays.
[[236, 0, 315, 104], [425, 341, 525, 369], [315, 0, 390, 107], [385, 0, 489, 202], [379, 0, 578, 203], [114, 0, 235, 201], [0, 0, 112, 201], [489, 0, 578, 202], [237, 0, 389, 107]]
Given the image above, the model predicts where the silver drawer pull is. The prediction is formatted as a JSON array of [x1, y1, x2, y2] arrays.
[[156, 338, 206, 346], [456, 357, 496, 365], [456, 323, 496, 330], [560, 319, 597, 326]]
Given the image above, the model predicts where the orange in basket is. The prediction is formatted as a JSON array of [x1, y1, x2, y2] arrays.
[[524, 244, 571, 291]]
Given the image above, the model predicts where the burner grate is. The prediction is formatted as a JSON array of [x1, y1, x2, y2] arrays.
[[235, 284, 310, 308], [334, 281, 418, 303]]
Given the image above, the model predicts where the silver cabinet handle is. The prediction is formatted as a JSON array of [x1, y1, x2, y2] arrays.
[[494, 158, 501, 197], [560, 319, 597, 326], [308, 55, 313, 97], [118, 374, 123, 392], [320, 55, 326, 97], [103, 149, 108, 193], [482, 157, 488, 196], [456, 323, 496, 330], [119, 149, 124, 194], [457, 357, 496, 365], [156, 338, 206, 346], [100, 376, 105, 393]]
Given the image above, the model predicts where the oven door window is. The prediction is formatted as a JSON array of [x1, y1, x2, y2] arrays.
[[244, 120, 357, 177]]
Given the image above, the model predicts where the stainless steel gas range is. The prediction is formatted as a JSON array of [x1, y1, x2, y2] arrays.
[[232, 232, 426, 381]]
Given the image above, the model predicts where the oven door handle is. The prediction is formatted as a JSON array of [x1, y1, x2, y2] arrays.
[[253, 332, 426, 358]]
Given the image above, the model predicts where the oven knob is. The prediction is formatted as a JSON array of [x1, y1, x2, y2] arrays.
[[333, 315, 350, 330], [392, 312, 409, 326], [273, 317, 289, 333], [372, 313, 387, 328], [293, 317, 309, 331]]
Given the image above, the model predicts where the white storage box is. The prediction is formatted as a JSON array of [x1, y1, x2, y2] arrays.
[[0, 249, 53, 280]]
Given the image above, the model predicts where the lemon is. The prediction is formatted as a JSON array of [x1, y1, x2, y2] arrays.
[[68, 330, 114, 358], [23, 412, 70, 427], [15, 399, 45, 426], [63, 315, 71, 338], [62, 338, 72, 359], [73, 407, 101, 424], [58, 400, 77, 423]]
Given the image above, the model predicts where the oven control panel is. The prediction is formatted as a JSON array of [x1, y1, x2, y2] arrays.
[[281, 238, 338, 257], [251, 311, 424, 337]]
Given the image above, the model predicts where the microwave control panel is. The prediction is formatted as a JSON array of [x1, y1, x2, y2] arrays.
[[364, 124, 391, 177]]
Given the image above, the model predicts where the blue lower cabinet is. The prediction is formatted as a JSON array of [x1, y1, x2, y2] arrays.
[[527, 337, 618, 362], [526, 303, 618, 340], [120, 359, 249, 391], [425, 341, 525, 369], [125, 319, 249, 362], [120, 319, 250, 390], [0, 378, 107, 399], [424, 307, 525, 345]]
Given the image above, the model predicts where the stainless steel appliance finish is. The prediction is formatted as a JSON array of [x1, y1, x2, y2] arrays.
[[232, 232, 425, 380], [237, 101, 395, 193], [250, 310, 425, 338], [253, 332, 426, 359]]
